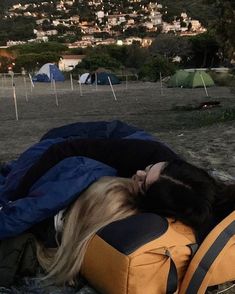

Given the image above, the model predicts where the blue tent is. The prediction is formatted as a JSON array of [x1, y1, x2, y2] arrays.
[[90, 72, 120, 85], [33, 63, 65, 82]]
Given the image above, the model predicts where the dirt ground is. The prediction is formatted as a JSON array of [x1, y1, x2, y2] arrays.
[[0, 78, 235, 293], [0, 78, 234, 178]]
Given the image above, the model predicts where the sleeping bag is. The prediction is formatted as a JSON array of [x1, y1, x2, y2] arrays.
[[0, 120, 179, 239]]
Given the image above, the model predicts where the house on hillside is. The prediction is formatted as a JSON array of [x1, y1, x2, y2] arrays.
[[142, 37, 154, 47], [124, 37, 142, 45], [59, 55, 86, 71], [6, 40, 26, 47]]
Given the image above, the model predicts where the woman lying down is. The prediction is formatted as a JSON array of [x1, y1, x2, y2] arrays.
[[0, 122, 234, 289], [37, 159, 235, 287]]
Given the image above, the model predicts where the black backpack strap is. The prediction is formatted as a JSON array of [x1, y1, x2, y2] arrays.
[[166, 249, 178, 294]]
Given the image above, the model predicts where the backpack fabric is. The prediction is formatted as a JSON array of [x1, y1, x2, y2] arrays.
[[81, 213, 197, 294], [179, 211, 235, 294]]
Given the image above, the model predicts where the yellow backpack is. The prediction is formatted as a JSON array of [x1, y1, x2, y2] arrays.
[[81, 213, 197, 294], [179, 211, 235, 294]]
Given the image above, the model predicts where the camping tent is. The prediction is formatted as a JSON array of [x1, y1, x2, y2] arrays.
[[183, 71, 215, 88], [33, 63, 65, 82], [79, 73, 91, 84], [167, 70, 189, 88], [90, 71, 120, 85]]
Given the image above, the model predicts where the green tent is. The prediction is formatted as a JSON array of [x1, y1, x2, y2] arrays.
[[167, 70, 189, 87], [183, 71, 215, 88]]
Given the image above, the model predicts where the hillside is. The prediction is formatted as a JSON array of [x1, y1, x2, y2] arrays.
[[1, 0, 217, 26], [160, 0, 217, 25]]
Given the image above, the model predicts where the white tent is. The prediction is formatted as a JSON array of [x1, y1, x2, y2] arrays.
[[79, 73, 91, 84]]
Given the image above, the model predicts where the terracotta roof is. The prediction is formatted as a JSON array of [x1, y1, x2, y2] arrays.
[[0, 49, 15, 59]]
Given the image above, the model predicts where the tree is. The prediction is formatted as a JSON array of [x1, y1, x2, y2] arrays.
[[139, 54, 176, 81], [0, 16, 36, 43], [189, 32, 220, 67], [75, 53, 121, 71], [14, 52, 61, 72], [11, 42, 67, 55], [0, 56, 12, 73], [125, 44, 148, 69], [93, 32, 111, 39], [205, 0, 235, 60], [124, 26, 147, 38], [0, 0, 6, 17], [149, 34, 192, 64], [41, 19, 53, 31]]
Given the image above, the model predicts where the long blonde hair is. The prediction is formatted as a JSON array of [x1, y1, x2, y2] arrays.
[[37, 176, 139, 285]]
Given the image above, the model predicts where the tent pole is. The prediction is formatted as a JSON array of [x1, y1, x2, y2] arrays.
[[28, 74, 34, 93], [200, 73, 209, 97], [23, 76, 28, 102], [53, 79, 59, 106], [108, 76, 117, 101], [70, 73, 74, 91], [12, 82, 19, 120], [78, 74, 83, 97]]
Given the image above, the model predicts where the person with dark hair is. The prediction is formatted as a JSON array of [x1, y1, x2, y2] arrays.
[[13, 138, 235, 243], [136, 159, 235, 241]]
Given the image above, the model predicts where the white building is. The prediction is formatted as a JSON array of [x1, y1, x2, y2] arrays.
[[59, 55, 85, 71], [6, 40, 26, 47], [190, 20, 203, 31], [124, 37, 142, 45], [150, 11, 162, 26], [36, 18, 50, 25]]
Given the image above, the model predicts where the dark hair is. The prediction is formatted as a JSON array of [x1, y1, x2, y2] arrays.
[[139, 159, 235, 239]]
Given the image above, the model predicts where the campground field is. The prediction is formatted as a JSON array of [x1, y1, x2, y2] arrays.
[[0, 77, 234, 178], [0, 78, 235, 293]]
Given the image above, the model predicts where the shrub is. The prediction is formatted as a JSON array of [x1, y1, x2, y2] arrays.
[[208, 71, 235, 87], [139, 55, 176, 82]]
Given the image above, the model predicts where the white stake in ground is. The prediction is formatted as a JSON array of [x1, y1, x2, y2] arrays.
[[23, 76, 28, 102], [78, 74, 83, 96], [12, 82, 19, 121], [200, 73, 209, 97], [28, 74, 34, 93], [53, 78, 59, 106], [108, 76, 117, 101], [70, 73, 74, 91], [159, 72, 163, 95]]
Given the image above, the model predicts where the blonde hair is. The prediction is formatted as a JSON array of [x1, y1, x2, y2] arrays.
[[37, 176, 139, 285]]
